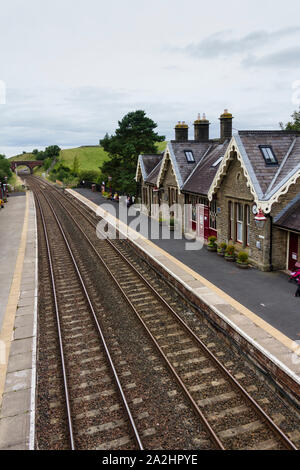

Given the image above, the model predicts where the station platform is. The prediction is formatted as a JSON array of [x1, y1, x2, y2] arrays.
[[0, 191, 37, 450], [69, 187, 300, 404]]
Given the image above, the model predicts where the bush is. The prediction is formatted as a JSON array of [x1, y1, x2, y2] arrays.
[[78, 170, 102, 183], [218, 242, 227, 252], [208, 236, 217, 246], [237, 251, 249, 263], [43, 158, 52, 171], [225, 245, 235, 256]]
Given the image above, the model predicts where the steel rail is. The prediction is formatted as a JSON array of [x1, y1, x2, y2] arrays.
[[34, 192, 75, 450], [32, 182, 144, 450], [31, 177, 297, 450]]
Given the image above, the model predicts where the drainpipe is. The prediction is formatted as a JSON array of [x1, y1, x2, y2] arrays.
[[269, 215, 273, 272]]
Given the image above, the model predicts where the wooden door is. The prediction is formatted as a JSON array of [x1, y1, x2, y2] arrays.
[[289, 232, 299, 271]]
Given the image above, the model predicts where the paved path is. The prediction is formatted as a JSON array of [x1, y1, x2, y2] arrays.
[[0, 191, 37, 449], [0, 194, 26, 330], [74, 188, 300, 342]]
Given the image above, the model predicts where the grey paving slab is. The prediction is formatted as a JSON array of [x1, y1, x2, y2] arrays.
[[0, 413, 30, 449], [13, 323, 34, 340], [9, 338, 33, 356], [1, 389, 31, 418], [16, 305, 35, 317], [7, 352, 33, 373], [14, 313, 34, 329], [4, 369, 32, 393]]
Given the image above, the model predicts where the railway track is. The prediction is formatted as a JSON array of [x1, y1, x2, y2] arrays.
[[33, 183, 144, 450], [29, 176, 299, 450]]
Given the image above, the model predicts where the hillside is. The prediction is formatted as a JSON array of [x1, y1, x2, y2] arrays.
[[10, 142, 168, 174], [9, 153, 35, 161], [59, 146, 109, 172]]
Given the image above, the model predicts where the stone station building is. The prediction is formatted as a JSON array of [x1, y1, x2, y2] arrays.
[[208, 130, 300, 271]]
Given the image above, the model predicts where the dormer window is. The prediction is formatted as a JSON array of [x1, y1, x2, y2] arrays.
[[184, 150, 195, 163], [259, 146, 278, 166]]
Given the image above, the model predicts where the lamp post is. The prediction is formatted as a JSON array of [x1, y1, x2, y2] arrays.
[[254, 208, 267, 229]]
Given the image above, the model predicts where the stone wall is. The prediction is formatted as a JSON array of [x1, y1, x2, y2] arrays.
[[216, 158, 272, 270]]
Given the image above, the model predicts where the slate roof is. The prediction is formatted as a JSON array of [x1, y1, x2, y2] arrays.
[[181, 141, 229, 195], [145, 159, 163, 185], [168, 140, 212, 187], [274, 192, 300, 233], [137, 153, 163, 181], [236, 131, 300, 200]]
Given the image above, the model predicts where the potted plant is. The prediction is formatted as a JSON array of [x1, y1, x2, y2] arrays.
[[225, 244, 235, 261], [169, 216, 175, 231], [217, 242, 227, 257], [207, 236, 217, 252], [236, 251, 249, 269]]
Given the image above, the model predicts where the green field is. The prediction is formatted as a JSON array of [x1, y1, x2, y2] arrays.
[[9, 142, 168, 175], [58, 146, 109, 172]]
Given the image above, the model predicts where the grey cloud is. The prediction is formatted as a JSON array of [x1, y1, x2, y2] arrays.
[[242, 47, 300, 68], [170, 26, 300, 60]]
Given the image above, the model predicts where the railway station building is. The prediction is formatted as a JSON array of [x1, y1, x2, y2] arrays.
[[136, 111, 232, 241], [208, 130, 300, 271]]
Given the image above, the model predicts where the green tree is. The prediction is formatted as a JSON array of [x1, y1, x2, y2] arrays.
[[100, 110, 164, 194], [0, 154, 12, 181], [44, 145, 61, 160], [43, 158, 52, 171], [36, 151, 46, 161], [280, 107, 300, 131], [72, 156, 80, 175]]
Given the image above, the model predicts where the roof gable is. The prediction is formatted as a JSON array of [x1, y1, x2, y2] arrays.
[[135, 153, 163, 182], [209, 132, 300, 213], [181, 141, 229, 196], [157, 140, 213, 190]]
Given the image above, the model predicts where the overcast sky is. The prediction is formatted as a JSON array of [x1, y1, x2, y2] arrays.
[[1, 0, 300, 157]]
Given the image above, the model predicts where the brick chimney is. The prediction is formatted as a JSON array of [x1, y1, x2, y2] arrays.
[[175, 121, 189, 141], [220, 109, 233, 141], [194, 113, 210, 142]]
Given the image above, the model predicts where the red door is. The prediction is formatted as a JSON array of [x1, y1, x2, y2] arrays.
[[289, 232, 299, 271]]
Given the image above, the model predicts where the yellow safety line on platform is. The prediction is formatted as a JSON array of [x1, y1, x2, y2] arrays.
[[68, 190, 299, 357], [0, 192, 29, 406]]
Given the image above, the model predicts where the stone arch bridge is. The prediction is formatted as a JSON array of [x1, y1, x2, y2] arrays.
[[10, 160, 43, 175]]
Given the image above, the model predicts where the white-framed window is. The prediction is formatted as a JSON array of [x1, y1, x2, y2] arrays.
[[229, 201, 234, 240], [236, 203, 243, 243], [246, 205, 250, 246], [259, 146, 278, 166], [209, 199, 217, 230], [184, 150, 195, 163]]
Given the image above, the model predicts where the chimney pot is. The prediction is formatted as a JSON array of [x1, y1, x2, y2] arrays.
[[219, 110, 233, 141], [175, 121, 189, 141], [194, 114, 210, 141]]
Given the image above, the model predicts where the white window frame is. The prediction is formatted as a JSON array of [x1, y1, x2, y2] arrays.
[[236, 203, 243, 243]]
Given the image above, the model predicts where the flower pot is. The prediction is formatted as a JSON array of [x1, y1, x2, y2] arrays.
[[207, 245, 217, 252], [225, 255, 235, 262], [217, 250, 225, 257], [236, 261, 249, 269]]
